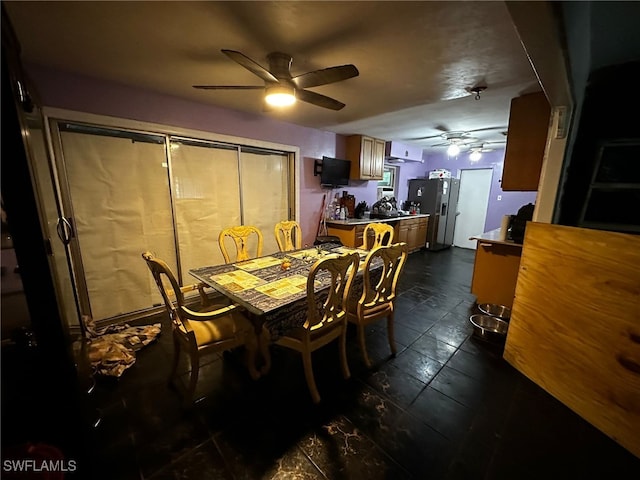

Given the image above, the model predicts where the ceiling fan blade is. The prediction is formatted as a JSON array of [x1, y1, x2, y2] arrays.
[[193, 85, 264, 90], [296, 89, 345, 110], [292, 64, 359, 89], [405, 133, 445, 141], [468, 125, 508, 134], [221, 49, 278, 83]]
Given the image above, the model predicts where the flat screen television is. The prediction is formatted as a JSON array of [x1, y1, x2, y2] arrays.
[[320, 156, 351, 187]]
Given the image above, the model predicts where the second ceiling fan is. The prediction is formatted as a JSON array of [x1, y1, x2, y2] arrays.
[[193, 49, 359, 111]]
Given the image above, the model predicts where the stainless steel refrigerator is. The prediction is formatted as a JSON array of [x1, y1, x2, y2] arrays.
[[407, 178, 460, 250]]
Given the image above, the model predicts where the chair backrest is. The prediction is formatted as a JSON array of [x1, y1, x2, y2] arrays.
[[305, 252, 360, 330], [358, 243, 408, 310], [142, 251, 184, 324], [363, 222, 395, 249], [219, 225, 264, 263], [275, 220, 302, 252]]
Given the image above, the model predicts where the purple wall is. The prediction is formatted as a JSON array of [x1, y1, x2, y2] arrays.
[[26, 64, 382, 246], [26, 64, 535, 241], [424, 150, 537, 232], [386, 149, 536, 233]]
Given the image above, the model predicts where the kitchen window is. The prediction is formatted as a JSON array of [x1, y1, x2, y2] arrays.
[[377, 165, 397, 199]]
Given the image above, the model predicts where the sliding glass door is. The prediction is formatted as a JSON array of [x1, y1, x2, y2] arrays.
[[239, 147, 292, 255], [43, 118, 296, 327], [169, 138, 241, 281], [53, 124, 173, 322]]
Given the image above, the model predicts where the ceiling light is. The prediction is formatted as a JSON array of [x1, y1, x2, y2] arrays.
[[265, 85, 296, 107], [470, 86, 487, 100], [447, 143, 460, 156], [469, 150, 482, 161]]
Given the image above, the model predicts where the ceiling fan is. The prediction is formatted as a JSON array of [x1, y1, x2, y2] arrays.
[[193, 49, 359, 111], [467, 142, 504, 161], [429, 131, 507, 157], [405, 125, 507, 143]]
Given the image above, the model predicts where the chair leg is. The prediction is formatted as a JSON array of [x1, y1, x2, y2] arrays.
[[169, 332, 181, 386], [358, 323, 372, 368], [185, 349, 200, 406], [386, 311, 397, 356], [339, 325, 351, 380], [301, 349, 321, 404]]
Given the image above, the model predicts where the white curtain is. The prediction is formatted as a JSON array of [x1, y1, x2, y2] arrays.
[[54, 126, 293, 323], [60, 131, 174, 320]]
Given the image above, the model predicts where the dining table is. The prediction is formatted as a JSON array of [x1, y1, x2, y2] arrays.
[[189, 243, 376, 376]]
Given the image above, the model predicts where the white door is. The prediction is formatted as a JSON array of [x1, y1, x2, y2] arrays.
[[453, 168, 493, 249]]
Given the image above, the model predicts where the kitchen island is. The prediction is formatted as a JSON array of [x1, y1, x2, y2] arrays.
[[326, 214, 429, 251], [469, 228, 523, 308]]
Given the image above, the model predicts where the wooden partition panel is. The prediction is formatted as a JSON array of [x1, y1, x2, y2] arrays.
[[504, 222, 640, 458]]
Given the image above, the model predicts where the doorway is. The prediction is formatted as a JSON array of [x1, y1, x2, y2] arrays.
[[453, 168, 492, 249]]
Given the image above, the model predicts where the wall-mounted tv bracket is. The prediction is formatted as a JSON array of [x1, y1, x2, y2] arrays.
[[313, 159, 323, 176]]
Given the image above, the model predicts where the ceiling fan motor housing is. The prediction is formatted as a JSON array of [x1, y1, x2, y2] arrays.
[[267, 52, 295, 82], [194, 49, 359, 110]]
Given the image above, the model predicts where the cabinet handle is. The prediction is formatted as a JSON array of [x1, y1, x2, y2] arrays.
[[479, 242, 492, 247]]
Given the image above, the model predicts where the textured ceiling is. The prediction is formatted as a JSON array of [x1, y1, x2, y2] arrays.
[[4, 1, 542, 151]]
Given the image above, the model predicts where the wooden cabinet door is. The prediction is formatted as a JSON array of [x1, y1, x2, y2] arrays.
[[347, 135, 385, 180], [416, 217, 428, 249], [470, 241, 522, 308], [501, 91, 551, 191], [396, 220, 409, 245], [371, 138, 385, 179], [360, 136, 374, 178], [407, 220, 418, 250], [395, 218, 425, 251]]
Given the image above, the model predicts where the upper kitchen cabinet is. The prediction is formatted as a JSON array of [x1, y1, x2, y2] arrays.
[[501, 91, 552, 191], [385, 141, 423, 163], [346, 135, 385, 180]]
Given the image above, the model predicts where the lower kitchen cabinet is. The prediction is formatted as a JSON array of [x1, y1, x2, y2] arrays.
[[327, 216, 428, 251], [470, 230, 523, 308], [394, 216, 428, 252], [416, 217, 428, 249], [326, 223, 367, 248]]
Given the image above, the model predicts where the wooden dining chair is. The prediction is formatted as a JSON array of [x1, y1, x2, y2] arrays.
[[142, 251, 267, 406], [274, 220, 302, 252], [275, 252, 360, 403], [346, 243, 408, 367], [362, 222, 395, 249], [218, 225, 264, 263]]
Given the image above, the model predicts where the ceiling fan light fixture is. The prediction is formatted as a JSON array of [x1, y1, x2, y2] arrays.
[[265, 85, 296, 107], [447, 143, 460, 156], [469, 149, 482, 161]]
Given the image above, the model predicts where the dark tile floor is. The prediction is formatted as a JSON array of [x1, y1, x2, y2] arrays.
[[87, 247, 639, 479]]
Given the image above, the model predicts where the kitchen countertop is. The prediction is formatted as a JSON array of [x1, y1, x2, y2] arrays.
[[326, 213, 430, 226], [469, 228, 523, 247]]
